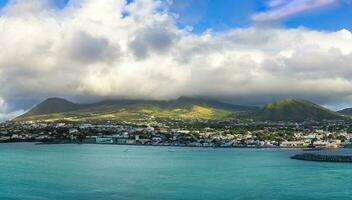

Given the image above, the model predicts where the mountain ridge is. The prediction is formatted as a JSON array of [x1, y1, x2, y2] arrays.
[[15, 96, 258, 122], [15, 97, 348, 122]]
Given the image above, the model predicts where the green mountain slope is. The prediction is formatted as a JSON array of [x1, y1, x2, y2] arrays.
[[15, 97, 258, 122], [20, 97, 85, 116], [338, 108, 352, 116], [240, 99, 345, 121]]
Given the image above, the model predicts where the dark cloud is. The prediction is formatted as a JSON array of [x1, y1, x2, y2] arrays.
[[70, 31, 120, 64], [129, 26, 177, 59]]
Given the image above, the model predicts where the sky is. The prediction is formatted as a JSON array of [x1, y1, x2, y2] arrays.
[[0, 0, 352, 121]]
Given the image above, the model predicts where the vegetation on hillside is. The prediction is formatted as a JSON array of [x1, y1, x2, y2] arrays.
[[239, 99, 345, 122], [338, 108, 352, 116], [15, 97, 349, 123], [15, 105, 233, 122]]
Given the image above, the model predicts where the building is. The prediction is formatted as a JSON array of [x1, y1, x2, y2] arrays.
[[126, 139, 135, 145], [116, 138, 126, 144], [280, 141, 305, 147], [96, 136, 114, 144]]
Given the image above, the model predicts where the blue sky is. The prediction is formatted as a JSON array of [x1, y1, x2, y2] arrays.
[[0, 0, 6, 7], [1, 0, 351, 32], [169, 0, 352, 32], [0, 0, 69, 9]]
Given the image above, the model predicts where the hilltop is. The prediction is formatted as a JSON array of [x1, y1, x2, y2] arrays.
[[239, 99, 345, 122], [20, 98, 85, 116]]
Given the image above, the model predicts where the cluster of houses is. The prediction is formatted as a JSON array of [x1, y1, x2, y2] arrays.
[[1, 121, 352, 148]]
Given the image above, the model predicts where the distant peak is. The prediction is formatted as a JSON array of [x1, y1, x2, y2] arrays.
[[247, 98, 344, 122], [272, 98, 309, 103], [264, 98, 313, 108], [17, 97, 81, 117], [43, 97, 69, 102]]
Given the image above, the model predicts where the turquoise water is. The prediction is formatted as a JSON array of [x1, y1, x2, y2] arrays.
[[0, 144, 352, 200]]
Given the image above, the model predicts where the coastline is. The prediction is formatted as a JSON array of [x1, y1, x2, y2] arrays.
[[0, 141, 333, 150]]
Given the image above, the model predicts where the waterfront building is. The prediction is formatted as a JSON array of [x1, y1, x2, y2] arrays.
[[116, 138, 127, 144], [280, 141, 305, 147], [96, 136, 114, 144], [126, 139, 135, 145]]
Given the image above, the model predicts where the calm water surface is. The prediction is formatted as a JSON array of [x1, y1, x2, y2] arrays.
[[0, 143, 351, 200]]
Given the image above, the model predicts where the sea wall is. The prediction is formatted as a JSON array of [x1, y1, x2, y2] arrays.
[[291, 153, 352, 162]]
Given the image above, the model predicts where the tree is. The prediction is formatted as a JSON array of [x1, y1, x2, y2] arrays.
[[77, 133, 86, 143]]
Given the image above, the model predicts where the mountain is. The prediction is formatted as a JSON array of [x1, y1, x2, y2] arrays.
[[166, 97, 257, 112], [338, 108, 352, 116], [239, 99, 345, 122], [20, 98, 84, 116], [15, 97, 258, 122]]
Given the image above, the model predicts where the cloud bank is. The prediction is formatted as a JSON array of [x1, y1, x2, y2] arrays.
[[0, 0, 352, 120], [252, 0, 336, 22], [0, 97, 25, 121]]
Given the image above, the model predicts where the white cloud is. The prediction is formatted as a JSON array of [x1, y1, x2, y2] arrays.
[[0, 97, 25, 122], [267, 0, 287, 8], [252, 0, 336, 22], [0, 98, 6, 113], [0, 0, 352, 112], [0, 110, 25, 122]]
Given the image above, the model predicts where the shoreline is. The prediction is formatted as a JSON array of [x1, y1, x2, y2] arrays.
[[0, 141, 338, 150]]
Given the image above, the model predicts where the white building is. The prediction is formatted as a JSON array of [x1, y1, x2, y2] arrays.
[[96, 136, 114, 144]]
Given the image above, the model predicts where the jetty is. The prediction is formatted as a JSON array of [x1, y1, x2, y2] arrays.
[[291, 153, 352, 162]]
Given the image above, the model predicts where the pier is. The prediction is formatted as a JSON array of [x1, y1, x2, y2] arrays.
[[291, 153, 352, 162]]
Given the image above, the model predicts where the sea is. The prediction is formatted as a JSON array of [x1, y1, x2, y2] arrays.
[[0, 143, 351, 200]]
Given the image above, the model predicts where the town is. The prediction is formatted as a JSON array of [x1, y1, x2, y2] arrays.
[[1, 119, 351, 149]]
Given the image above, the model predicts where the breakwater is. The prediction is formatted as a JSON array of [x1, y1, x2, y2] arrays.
[[291, 153, 352, 162]]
